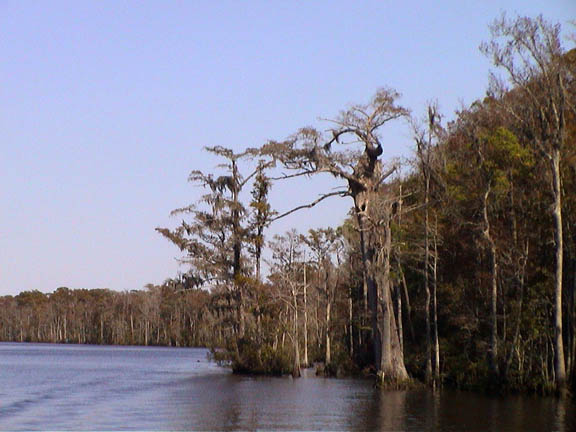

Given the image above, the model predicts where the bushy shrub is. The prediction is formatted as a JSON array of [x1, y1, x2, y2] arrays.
[[323, 343, 361, 377], [229, 337, 293, 376]]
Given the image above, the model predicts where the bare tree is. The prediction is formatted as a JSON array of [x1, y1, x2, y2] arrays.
[[262, 88, 410, 382], [303, 227, 344, 367], [268, 230, 306, 377], [412, 103, 444, 386]]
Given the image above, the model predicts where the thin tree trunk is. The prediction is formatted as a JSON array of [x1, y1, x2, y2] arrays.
[[231, 160, 245, 339], [303, 260, 309, 367], [145, 320, 149, 346], [293, 287, 301, 377], [424, 178, 432, 384], [315, 295, 321, 348], [432, 215, 440, 386], [551, 149, 566, 395], [397, 281, 403, 354], [349, 284, 354, 358], [396, 256, 414, 340], [326, 298, 331, 366], [482, 185, 499, 378], [571, 259, 576, 389], [506, 240, 528, 375]]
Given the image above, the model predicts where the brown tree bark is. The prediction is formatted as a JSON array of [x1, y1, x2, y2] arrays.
[[552, 149, 567, 393]]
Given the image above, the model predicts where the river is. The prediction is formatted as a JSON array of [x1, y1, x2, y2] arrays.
[[0, 342, 573, 430]]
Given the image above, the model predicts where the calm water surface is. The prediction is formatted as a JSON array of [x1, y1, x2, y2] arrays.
[[0, 342, 574, 431]]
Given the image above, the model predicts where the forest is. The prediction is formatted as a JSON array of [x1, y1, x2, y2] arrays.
[[1, 15, 575, 396]]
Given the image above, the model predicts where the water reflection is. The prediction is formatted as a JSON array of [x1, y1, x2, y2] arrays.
[[1, 343, 574, 431], [169, 374, 373, 430], [168, 374, 576, 431]]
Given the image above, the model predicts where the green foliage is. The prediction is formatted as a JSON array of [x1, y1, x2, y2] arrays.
[[479, 127, 534, 197], [230, 338, 293, 376]]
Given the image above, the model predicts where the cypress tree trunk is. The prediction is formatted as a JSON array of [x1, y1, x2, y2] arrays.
[[350, 144, 408, 383], [377, 206, 408, 382], [355, 205, 382, 371]]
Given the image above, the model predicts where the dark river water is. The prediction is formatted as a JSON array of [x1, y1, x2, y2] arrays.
[[0, 343, 574, 431]]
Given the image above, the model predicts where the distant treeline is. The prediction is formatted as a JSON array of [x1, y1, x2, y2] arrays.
[[3, 15, 576, 396], [0, 286, 214, 347]]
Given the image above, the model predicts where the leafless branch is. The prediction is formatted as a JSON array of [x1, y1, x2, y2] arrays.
[[271, 190, 349, 222]]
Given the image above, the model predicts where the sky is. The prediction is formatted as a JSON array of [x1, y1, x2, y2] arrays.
[[1, 1, 574, 295]]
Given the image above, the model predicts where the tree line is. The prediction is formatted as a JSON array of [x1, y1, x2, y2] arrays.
[[0, 284, 214, 347], [1, 14, 575, 395]]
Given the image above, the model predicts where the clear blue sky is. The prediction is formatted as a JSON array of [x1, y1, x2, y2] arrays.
[[1, 1, 573, 295]]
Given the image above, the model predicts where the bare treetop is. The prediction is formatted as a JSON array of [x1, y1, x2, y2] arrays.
[[260, 88, 408, 195], [482, 14, 563, 85]]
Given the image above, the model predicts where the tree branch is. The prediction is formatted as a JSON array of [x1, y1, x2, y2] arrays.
[[271, 190, 349, 222]]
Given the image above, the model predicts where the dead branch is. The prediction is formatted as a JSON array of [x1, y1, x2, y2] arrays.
[[271, 190, 349, 222]]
